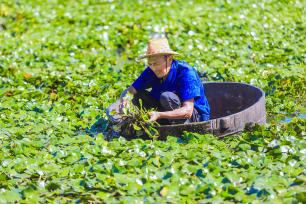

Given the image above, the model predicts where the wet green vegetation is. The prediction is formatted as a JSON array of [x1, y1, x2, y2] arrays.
[[0, 0, 305, 203]]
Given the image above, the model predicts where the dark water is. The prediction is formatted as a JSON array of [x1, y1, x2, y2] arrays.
[[279, 113, 306, 123], [75, 117, 112, 139]]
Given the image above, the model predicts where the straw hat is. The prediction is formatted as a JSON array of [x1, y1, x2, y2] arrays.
[[138, 38, 179, 59]]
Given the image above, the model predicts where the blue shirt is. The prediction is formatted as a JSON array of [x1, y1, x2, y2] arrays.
[[132, 59, 210, 121]]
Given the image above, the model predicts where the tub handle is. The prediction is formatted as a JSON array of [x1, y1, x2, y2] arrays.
[[220, 117, 231, 131]]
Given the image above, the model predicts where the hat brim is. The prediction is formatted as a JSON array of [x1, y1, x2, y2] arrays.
[[137, 51, 180, 60]]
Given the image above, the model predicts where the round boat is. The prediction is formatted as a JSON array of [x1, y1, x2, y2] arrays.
[[157, 82, 266, 138]]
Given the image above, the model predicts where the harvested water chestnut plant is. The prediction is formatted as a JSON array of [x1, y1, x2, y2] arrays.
[[108, 93, 159, 139]]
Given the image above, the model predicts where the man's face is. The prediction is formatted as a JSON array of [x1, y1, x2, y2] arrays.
[[147, 55, 167, 73]]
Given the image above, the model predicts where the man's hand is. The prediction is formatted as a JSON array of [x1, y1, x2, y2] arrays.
[[119, 98, 129, 113], [119, 89, 128, 113], [153, 99, 195, 120], [119, 86, 137, 113], [149, 111, 160, 122]]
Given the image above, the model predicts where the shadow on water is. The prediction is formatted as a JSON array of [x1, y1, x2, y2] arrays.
[[280, 113, 306, 123], [75, 116, 113, 140], [272, 113, 306, 123], [76, 116, 150, 141]]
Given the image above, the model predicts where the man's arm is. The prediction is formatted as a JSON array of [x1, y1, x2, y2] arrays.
[[121, 67, 152, 101], [120, 85, 137, 99], [149, 98, 194, 121]]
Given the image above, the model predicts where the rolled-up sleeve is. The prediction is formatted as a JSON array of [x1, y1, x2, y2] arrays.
[[132, 67, 153, 91], [178, 68, 201, 102]]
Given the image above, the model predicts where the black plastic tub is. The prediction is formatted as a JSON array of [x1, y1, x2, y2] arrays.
[[156, 82, 266, 138]]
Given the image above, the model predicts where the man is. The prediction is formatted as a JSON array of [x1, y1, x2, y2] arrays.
[[120, 37, 210, 124]]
